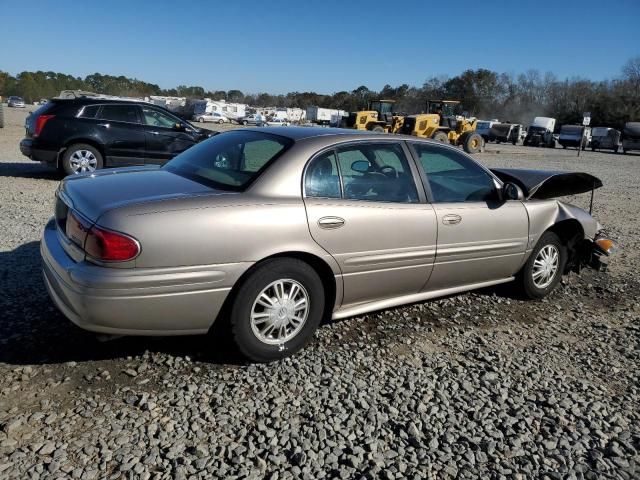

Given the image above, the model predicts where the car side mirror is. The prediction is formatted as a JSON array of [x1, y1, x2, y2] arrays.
[[174, 122, 186, 131], [351, 160, 371, 173], [503, 182, 524, 201]]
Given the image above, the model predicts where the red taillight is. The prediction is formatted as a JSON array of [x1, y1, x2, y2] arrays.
[[84, 225, 140, 262], [34, 114, 55, 137]]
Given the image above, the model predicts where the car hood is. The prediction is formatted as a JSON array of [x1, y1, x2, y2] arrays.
[[490, 168, 603, 200], [59, 166, 236, 221]]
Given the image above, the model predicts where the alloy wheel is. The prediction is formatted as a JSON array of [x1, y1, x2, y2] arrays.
[[250, 279, 309, 345], [69, 149, 98, 174], [532, 244, 559, 289]]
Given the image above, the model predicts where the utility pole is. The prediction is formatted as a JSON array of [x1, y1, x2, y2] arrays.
[[578, 112, 590, 158]]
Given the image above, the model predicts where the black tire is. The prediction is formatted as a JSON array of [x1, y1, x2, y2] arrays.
[[431, 130, 448, 143], [562, 145, 567, 149], [0, 102, 4, 128], [463, 132, 482, 154], [230, 258, 325, 362], [370, 125, 385, 133], [218, 119, 224, 124], [517, 231, 567, 299], [61, 143, 104, 176], [243, 120, 248, 125]]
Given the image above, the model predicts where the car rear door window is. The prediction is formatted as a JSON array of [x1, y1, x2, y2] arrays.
[[99, 104, 140, 123], [336, 143, 418, 203], [305, 151, 341, 199], [412, 143, 499, 202]]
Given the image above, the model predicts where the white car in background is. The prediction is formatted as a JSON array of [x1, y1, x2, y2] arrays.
[[266, 118, 290, 126], [193, 111, 229, 124]]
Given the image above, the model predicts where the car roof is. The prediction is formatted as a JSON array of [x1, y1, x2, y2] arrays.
[[243, 126, 381, 141], [51, 97, 152, 106]]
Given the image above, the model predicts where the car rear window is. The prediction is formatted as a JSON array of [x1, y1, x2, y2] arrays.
[[79, 105, 100, 118], [164, 130, 293, 191]]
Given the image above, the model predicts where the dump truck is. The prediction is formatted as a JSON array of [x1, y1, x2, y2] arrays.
[[400, 100, 483, 153], [524, 117, 556, 148]]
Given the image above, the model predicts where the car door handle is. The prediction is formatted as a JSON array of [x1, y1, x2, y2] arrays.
[[149, 131, 159, 135], [318, 216, 345, 229], [97, 123, 110, 128], [442, 214, 462, 225]]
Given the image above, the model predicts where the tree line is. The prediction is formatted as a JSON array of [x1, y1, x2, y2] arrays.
[[1, 56, 639, 129]]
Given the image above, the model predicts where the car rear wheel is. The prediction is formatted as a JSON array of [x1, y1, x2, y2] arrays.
[[243, 120, 248, 125], [61, 144, 103, 176], [198, 117, 204, 123], [518, 231, 566, 299], [230, 258, 325, 362], [218, 119, 224, 124]]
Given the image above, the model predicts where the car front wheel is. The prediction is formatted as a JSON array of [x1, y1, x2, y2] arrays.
[[230, 258, 325, 362], [518, 231, 566, 299]]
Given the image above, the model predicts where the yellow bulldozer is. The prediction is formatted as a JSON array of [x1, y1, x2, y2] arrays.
[[400, 100, 483, 153], [343, 99, 405, 133]]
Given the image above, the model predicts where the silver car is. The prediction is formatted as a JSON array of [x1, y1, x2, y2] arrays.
[[41, 128, 616, 362], [8, 96, 26, 108]]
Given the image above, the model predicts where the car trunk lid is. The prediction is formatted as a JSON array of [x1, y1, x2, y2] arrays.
[[58, 166, 233, 223]]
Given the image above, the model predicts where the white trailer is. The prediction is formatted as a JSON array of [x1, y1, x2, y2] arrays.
[[306, 106, 348, 125]]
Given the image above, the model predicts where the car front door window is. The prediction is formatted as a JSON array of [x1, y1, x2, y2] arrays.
[[142, 107, 179, 128], [413, 144, 499, 203]]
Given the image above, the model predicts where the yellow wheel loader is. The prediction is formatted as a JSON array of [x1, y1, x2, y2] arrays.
[[400, 100, 483, 153], [343, 100, 404, 133]]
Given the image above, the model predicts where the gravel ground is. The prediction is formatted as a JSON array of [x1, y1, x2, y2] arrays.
[[0, 106, 638, 479]]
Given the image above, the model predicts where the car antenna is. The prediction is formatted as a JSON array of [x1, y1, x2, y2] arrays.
[[589, 179, 595, 215]]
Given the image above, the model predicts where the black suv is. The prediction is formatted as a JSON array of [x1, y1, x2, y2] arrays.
[[20, 97, 214, 175]]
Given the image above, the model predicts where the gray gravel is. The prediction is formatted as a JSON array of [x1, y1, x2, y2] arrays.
[[0, 106, 638, 479]]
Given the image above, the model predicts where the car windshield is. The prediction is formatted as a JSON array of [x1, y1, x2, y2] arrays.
[[164, 130, 293, 191]]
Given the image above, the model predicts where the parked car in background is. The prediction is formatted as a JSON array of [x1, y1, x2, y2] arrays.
[[240, 113, 265, 126], [622, 122, 640, 154], [591, 127, 620, 153], [41, 127, 615, 362], [8, 96, 26, 108], [193, 111, 229, 124], [558, 125, 591, 149], [19, 96, 214, 175], [524, 117, 556, 148], [266, 118, 290, 126]]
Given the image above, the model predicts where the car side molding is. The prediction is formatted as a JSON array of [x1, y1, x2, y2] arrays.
[[332, 276, 514, 320]]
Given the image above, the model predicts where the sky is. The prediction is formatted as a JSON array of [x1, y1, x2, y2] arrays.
[[1, 0, 639, 94]]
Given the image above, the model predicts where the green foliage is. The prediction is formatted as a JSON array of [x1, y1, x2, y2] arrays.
[[1, 58, 639, 128]]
